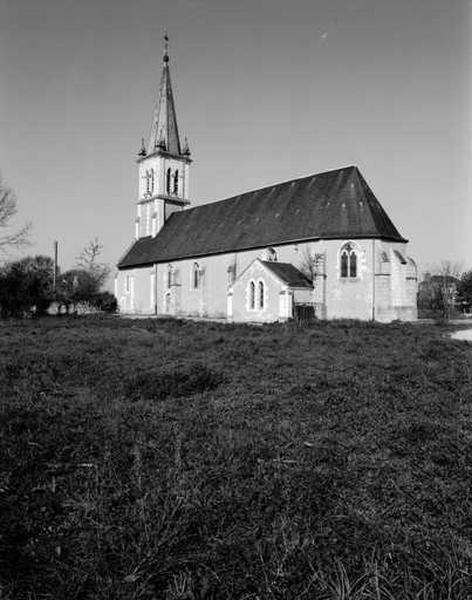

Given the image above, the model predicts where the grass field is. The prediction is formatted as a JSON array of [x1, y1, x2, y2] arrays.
[[1, 316, 471, 599]]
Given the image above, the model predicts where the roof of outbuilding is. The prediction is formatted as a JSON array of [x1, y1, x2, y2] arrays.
[[118, 165, 407, 269], [260, 261, 313, 288]]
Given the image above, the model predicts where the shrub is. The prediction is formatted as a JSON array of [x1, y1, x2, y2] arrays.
[[91, 291, 118, 313]]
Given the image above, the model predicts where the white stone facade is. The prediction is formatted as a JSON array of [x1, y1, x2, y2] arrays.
[[116, 238, 417, 322]]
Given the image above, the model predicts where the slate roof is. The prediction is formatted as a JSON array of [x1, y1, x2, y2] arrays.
[[260, 261, 313, 288], [118, 165, 407, 269]]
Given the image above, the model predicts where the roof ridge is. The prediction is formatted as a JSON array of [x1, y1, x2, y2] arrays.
[[172, 165, 359, 218]]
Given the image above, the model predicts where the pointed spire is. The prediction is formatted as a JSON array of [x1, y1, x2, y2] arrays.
[[147, 33, 182, 156]]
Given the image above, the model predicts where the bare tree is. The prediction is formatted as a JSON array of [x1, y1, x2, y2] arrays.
[[299, 247, 325, 283], [75, 237, 110, 289], [0, 174, 31, 253], [419, 260, 463, 321]]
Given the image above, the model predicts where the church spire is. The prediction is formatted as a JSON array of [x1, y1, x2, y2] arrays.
[[148, 33, 182, 156]]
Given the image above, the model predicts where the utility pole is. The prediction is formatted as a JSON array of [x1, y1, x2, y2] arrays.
[[53, 240, 58, 293]]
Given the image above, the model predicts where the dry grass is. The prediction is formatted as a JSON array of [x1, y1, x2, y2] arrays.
[[0, 315, 471, 599]]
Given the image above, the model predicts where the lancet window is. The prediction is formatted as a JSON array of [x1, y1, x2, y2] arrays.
[[340, 243, 358, 278]]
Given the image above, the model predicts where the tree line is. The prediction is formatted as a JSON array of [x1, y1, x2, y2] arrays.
[[0, 240, 117, 318], [0, 174, 116, 318]]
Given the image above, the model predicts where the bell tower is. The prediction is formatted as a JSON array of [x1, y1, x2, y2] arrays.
[[135, 34, 192, 239]]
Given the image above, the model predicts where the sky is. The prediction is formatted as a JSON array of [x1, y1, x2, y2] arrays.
[[0, 0, 470, 277]]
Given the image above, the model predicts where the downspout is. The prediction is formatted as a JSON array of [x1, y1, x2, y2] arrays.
[[372, 239, 376, 321]]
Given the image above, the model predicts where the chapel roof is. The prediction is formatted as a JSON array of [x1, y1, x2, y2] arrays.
[[260, 261, 313, 288], [118, 165, 407, 269]]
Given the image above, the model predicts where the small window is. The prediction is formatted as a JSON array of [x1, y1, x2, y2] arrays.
[[258, 280, 265, 309], [173, 170, 179, 194], [192, 263, 200, 289], [167, 265, 173, 289], [125, 274, 131, 293], [340, 243, 358, 279], [249, 281, 256, 309], [166, 168, 172, 194]]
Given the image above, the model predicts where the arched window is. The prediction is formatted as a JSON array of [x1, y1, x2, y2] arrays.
[[173, 170, 179, 194], [166, 168, 171, 194], [349, 252, 357, 278], [192, 263, 200, 289], [340, 243, 358, 278], [258, 280, 265, 309], [341, 252, 349, 278], [249, 281, 256, 310]]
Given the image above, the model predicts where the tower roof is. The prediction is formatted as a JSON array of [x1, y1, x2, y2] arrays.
[[147, 35, 182, 156], [118, 166, 408, 269]]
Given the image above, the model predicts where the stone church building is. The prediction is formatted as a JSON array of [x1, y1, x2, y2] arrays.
[[116, 43, 417, 322]]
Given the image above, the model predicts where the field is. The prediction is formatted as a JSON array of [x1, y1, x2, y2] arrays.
[[1, 316, 471, 599]]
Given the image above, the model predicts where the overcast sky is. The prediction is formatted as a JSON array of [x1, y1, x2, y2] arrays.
[[0, 0, 470, 275]]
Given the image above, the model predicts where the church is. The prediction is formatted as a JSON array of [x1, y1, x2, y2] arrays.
[[116, 40, 418, 323]]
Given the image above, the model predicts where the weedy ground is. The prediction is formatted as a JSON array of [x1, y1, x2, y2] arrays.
[[0, 316, 471, 599]]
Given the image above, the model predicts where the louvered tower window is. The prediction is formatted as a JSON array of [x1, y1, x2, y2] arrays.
[[173, 170, 179, 194]]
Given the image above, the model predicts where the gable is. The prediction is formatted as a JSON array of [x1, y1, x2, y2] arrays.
[[118, 165, 406, 269]]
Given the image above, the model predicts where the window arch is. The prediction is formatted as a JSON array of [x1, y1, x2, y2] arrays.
[[249, 280, 256, 310], [340, 243, 358, 279], [166, 168, 171, 194], [192, 262, 200, 289], [258, 280, 265, 309], [173, 170, 179, 194]]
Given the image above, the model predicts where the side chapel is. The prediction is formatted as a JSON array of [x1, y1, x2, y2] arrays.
[[116, 39, 418, 323]]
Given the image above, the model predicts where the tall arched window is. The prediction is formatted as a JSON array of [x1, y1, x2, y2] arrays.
[[258, 280, 265, 309], [166, 168, 171, 194], [341, 252, 349, 278], [349, 252, 357, 278], [340, 243, 358, 279], [249, 281, 256, 309], [173, 170, 179, 194], [192, 263, 200, 289]]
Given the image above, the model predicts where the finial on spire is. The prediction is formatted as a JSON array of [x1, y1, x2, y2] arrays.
[[138, 136, 147, 156], [156, 128, 166, 150], [163, 31, 169, 63], [182, 136, 191, 156]]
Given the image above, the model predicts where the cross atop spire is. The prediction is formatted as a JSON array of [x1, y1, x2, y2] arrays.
[[163, 31, 169, 63], [147, 33, 182, 156]]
